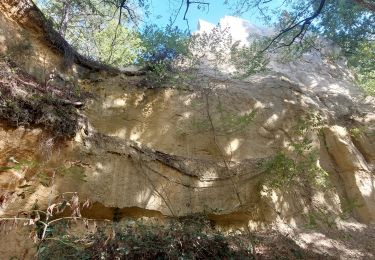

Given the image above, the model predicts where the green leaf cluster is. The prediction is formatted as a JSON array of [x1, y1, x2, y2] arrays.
[[36, 0, 143, 68], [263, 112, 330, 189], [313, 0, 375, 95], [138, 24, 190, 66], [230, 39, 270, 77], [94, 21, 143, 67]]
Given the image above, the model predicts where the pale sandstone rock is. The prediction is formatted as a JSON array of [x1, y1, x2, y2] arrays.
[[0, 0, 374, 233], [324, 126, 375, 223]]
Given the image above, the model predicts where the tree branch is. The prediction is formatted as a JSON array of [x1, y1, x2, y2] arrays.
[[261, 0, 326, 52], [183, 0, 209, 22], [351, 0, 375, 12]]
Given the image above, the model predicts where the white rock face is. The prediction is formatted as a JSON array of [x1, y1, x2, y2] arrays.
[[197, 15, 270, 43], [194, 16, 366, 119], [197, 19, 215, 33]]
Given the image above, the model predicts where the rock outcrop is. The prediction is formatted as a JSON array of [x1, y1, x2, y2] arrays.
[[0, 0, 374, 245]]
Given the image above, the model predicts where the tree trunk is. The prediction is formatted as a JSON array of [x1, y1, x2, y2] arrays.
[[58, 0, 72, 37]]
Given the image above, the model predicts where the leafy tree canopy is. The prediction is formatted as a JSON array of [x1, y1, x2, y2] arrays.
[[34, 0, 374, 94]]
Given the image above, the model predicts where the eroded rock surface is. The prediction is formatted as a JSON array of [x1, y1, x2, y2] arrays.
[[0, 2, 374, 259]]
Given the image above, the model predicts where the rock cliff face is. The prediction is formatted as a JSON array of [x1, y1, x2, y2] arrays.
[[0, 1, 374, 256]]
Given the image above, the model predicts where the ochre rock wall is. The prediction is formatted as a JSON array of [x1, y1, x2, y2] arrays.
[[0, 0, 374, 234]]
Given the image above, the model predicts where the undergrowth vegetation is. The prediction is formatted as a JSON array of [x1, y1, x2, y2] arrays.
[[0, 59, 84, 138], [0, 192, 325, 259], [34, 214, 328, 260], [38, 216, 252, 260]]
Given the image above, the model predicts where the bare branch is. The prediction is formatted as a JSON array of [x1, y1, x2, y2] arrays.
[[183, 0, 209, 22], [171, 0, 185, 25], [261, 0, 326, 52]]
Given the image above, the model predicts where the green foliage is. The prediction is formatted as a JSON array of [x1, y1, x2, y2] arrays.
[[138, 25, 271, 83], [277, 35, 319, 63], [190, 27, 234, 66], [37, 0, 142, 67], [295, 112, 325, 133], [138, 24, 190, 65], [315, 0, 374, 53], [340, 198, 362, 219], [136, 24, 190, 84], [262, 152, 295, 189], [218, 110, 257, 135], [94, 21, 143, 67], [262, 149, 329, 189], [347, 41, 375, 96], [230, 39, 269, 77], [304, 207, 336, 229], [312, 0, 375, 96], [261, 0, 375, 96], [35, 0, 375, 96], [349, 127, 363, 139], [141, 60, 171, 85], [37, 221, 91, 260], [37, 216, 253, 260], [263, 112, 330, 189]]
